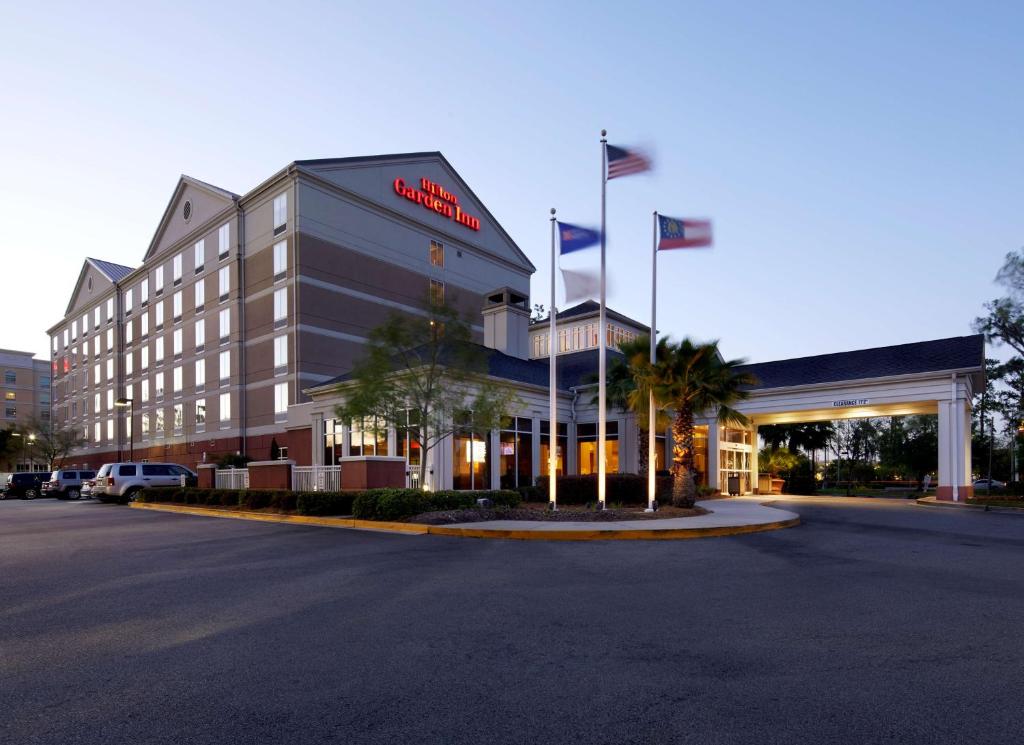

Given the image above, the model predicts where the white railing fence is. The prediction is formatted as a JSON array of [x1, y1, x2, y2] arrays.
[[216, 468, 250, 490], [292, 465, 342, 492]]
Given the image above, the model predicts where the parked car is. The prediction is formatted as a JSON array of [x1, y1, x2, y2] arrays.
[[92, 462, 198, 503], [81, 477, 96, 498], [42, 469, 97, 500], [2, 472, 50, 500], [973, 479, 1006, 490]]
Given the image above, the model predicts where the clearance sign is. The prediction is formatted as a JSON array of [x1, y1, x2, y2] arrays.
[[393, 177, 481, 231]]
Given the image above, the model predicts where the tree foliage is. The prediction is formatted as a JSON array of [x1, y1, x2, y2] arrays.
[[335, 299, 518, 489], [21, 416, 87, 470]]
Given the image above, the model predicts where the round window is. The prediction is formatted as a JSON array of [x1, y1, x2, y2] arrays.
[[183, 200, 192, 222]]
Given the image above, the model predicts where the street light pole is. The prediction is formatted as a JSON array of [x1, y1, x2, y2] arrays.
[[115, 397, 134, 461]]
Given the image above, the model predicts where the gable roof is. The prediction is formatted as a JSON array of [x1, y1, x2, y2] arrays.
[[294, 151, 536, 274], [144, 175, 239, 262], [738, 334, 985, 390]]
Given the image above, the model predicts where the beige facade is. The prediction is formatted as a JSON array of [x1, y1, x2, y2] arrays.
[[47, 153, 535, 470], [0, 349, 52, 471]]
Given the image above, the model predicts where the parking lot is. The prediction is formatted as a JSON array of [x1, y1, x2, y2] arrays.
[[2, 497, 1023, 745]]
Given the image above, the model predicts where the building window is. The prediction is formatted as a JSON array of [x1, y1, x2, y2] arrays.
[[219, 392, 231, 422], [63, 329, 69, 348], [141, 412, 150, 436], [218, 223, 230, 259], [125, 319, 134, 345], [195, 399, 206, 429], [576, 421, 619, 475], [107, 418, 114, 441], [155, 372, 165, 400], [273, 241, 287, 279], [154, 301, 164, 329], [273, 335, 287, 372], [106, 389, 114, 411], [39, 376, 50, 388], [219, 351, 230, 384], [173, 328, 183, 357], [141, 312, 149, 338], [92, 336, 100, 358], [94, 306, 101, 329], [105, 359, 113, 381], [93, 363, 100, 385], [141, 278, 149, 305], [106, 328, 113, 352], [274, 382, 288, 417], [107, 297, 114, 322], [430, 240, 444, 267], [4, 371, 15, 385], [194, 239, 205, 272], [154, 266, 164, 295], [172, 291, 182, 321], [125, 352, 133, 377], [141, 379, 149, 403], [273, 288, 287, 327], [218, 267, 229, 301], [155, 408, 164, 435], [155, 337, 164, 363], [140, 346, 149, 370], [195, 319, 206, 350], [52, 336, 59, 353], [4, 391, 13, 400], [94, 422, 101, 443], [194, 278, 205, 311], [349, 416, 387, 457], [172, 366, 182, 396], [499, 417, 533, 489], [173, 403, 183, 431], [219, 308, 230, 343], [396, 410, 422, 471], [272, 193, 287, 235], [452, 412, 490, 490], [430, 279, 445, 306], [125, 288, 134, 315], [195, 358, 205, 390]]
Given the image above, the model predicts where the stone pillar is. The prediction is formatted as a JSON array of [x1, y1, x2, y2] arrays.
[[311, 413, 324, 467], [489, 429, 500, 490], [707, 419, 721, 493], [248, 460, 294, 490], [750, 424, 759, 495], [937, 393, 973, 501], [198, 463, 217, 489]]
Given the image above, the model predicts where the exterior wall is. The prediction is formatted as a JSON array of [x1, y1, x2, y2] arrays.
[[0, 351, 52, 470]]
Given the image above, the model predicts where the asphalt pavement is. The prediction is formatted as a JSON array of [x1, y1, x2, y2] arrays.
[[1, 496, 1022, 745]]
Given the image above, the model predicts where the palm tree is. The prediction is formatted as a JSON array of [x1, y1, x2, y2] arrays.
[[602, 335, 671, 476], [654, 338, 756, 507]]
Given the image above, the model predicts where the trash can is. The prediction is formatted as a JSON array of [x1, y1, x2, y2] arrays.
[[727, 474, 740, 496]]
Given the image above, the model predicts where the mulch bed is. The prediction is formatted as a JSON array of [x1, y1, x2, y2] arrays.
[[408, 503, 706, 525]]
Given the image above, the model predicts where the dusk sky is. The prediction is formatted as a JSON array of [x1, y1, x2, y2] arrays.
[[3, 1, 1022, 364]]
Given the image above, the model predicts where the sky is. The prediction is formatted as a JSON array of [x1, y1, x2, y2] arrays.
[[2, 0, 1022, 364]]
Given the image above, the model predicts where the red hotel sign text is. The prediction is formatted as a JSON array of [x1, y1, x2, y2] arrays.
[[393, 177, 481, 231]]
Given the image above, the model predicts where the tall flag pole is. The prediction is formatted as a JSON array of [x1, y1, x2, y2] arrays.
[[549, 207, 558, 511], [598, 130, 608, 510], [648, 211, 658, 512]]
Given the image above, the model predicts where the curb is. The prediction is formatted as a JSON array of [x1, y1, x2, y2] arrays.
[[916, 497, 1024, 515], [129, 503, 428, 534], [130, 502, 800, 540]]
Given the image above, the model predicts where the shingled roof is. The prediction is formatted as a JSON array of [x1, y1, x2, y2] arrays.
[[738, 334, 985, 390]]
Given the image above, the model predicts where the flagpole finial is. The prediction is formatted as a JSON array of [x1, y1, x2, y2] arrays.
[[600, 129, 607, 138], [550, 207, 556, 216]]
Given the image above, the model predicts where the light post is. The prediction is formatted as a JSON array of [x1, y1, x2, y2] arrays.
[[11, 432, 35, 470], [115, 397, 134, 461]]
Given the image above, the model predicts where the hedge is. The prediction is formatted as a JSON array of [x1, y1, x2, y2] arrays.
[[536, 473, 673, 505], [135, 487, 519, 520]]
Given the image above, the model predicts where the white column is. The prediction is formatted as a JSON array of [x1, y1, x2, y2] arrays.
[[489, 428, 500, 490], [749, 424, 759, 494], [707, 419, 721, 493], [531, 417, 541, 483], [311, 412, 324, 467], [937, 392, 972, 501]]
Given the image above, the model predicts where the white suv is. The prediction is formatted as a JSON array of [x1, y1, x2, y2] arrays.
[[92, 462, 197, 503]]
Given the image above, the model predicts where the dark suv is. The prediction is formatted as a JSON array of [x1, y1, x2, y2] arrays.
[[2, 472, 50, 500]]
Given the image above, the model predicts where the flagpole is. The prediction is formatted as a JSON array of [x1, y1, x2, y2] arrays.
[[598, 129, 608, 511], [549, 207, 558, 511], [647, 211, 658, 512]]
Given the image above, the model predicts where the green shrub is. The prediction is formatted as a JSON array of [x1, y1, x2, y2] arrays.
[[296, 491, 357, 516]]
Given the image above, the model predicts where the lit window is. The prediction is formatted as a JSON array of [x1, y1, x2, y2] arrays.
[[106, 328, 113, 351], [430, 240, 444, 267], [195, 358, 206, 389], [141, 278, 149, 305], [273, 288, 287, 325], [155, 337, 164, 363], [106, 359, 113, 381], [274, 382, 288, 415], [94, 422, 101, 443], [219, 308, 230, 342], [125, 352, 133, 377], [94, 392, 101, 412], [155, 266, 164, 294], [195, 319, 206, 349], [173, 366, 182, 394], [195, 239, 205, 271], [218, 267, 229, 300], [141, 346, 149, 370], [155, 372, 165, 399], [272, 193, 287, 235], [194, 278, 205, 310], [141, 379, 150, 402], [430, 279, 445, 306], [195, 398, 206, 426], [219, 392, 231, 422], [273, 335, 288, 370], [93, 363, 100, 385], [125, 319, 133, 345], [172, 291, 182, 320], [218, 223, 230, 258], [173, 328, 182, 356], [106, 389, 113, 410], [141, 413, 149, 435], [141, 312, 149, 337], [93, 336, 100, 357], [273, 241, 287, 278], [219, 351, 230, 382], [107, 418, 114, 441], [154, 301, 164, 328]]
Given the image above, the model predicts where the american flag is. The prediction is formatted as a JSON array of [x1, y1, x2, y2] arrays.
[[606, 144, 652, 180]]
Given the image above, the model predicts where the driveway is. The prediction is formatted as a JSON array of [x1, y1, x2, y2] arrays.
[[1, 497, 1022, 744]]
